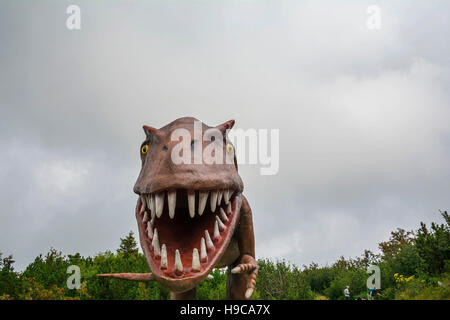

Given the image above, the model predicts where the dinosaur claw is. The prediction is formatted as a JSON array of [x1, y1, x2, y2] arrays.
[[231, 262, 257, 274], [231, 266, 240, 274], [245, 288, 254, 299]]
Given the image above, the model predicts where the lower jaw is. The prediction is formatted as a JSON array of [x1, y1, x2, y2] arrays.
[[136, 193, 243, 293]]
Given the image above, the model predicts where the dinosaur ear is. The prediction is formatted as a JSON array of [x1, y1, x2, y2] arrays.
[[143, 125, 161, 142], [143, 125, 157, 135], [215, 120, 235, 133]]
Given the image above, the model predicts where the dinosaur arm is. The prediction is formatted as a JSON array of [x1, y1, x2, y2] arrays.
[[97, 273, 154, 281], [229, 195, 257, 299], [237, 195, 255, 258]]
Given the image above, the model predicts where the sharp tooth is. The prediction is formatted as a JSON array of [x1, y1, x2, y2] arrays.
[[174, 249, 183, 274], [204, 230, 215, 251], [200, 237, 207, 262], [147, 221, 153, 239], [146, 195, 152, 211], [168, 190, 176, 219], [188, 190, 195, 218], [224, 189, 230, 204], [198, 191, 208, 216], [155, 192, 164, 218], [140, 196, 146, 213], [219, 208, 228, 222], [226, 202, 232, 215], [143, 211, 149, 222], [216, 215, 226, 232], [149, 194, 155, 219], [213, 220, 220, 240], [192, 248, 200, 272], [152, 228, 160, 257], [210, 190, 218, 212], [160, 244, 167, 269], [217, 190, 223, 205], [150, 215, 155, 228]]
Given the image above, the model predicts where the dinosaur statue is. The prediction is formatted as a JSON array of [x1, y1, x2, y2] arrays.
[[99, 117, 257, 300]]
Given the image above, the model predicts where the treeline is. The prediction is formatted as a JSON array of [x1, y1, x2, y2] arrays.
[[0, 211, 449, 300]]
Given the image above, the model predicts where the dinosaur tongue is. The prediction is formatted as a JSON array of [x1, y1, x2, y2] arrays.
[[138, 189, 237, 279]]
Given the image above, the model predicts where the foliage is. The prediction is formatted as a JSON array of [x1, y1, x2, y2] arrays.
[[415, 210, 450, 275], [325, 269, 368, 300], [22, 248, 69, 289], [0, 252, 20, 297], [0, 211, 449, 300], [394, 274, 450, 300], [196, 268, 228, 300], [117, 231, 139, 258], [256, 259, 314, 300]]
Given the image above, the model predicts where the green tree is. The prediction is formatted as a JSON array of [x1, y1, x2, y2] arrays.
[[415, 210, 450, 275], [196, 268, 228, 300], [302, 263, 338, 295], [22, 248, 69, 289], [0, 252, 20, 297], [0, 252, 15, 272], [375, 228, 422, 297], [379, 228, 415, 260], [325, 268, 368, 300], [117, 231, 139, 258], [256, 259, 314, 300]]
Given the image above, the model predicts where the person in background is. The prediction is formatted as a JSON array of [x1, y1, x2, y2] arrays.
[[344, 285, 350, 300], [367, 287, 381, 300]]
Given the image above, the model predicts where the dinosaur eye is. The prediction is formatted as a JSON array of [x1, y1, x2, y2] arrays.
[[141, 144, 149, 155], [226, 143, 234, 154]]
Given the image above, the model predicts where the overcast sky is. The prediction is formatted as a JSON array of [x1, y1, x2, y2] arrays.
[[1, 0, 449, 271]]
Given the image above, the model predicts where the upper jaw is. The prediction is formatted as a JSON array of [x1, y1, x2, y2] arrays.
[[133, 172, 244, 195], [137, 188, 239, 219], [136, 188, 242, 293]]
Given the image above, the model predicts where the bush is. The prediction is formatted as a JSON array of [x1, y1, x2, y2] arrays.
[[302, 263, 339, 294], [325, 269, 368, 300], [256, 259, 315, 300], [1, 212, 449, 300], [196, 268, 228, 300], [394, 274, 450, 300], [415, 211, 450, 275]]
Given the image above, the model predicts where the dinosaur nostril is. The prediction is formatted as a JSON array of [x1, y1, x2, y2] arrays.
[[163, 145, 168, 151]]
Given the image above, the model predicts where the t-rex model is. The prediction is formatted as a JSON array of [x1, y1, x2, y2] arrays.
[[99, 117, 257, 300]]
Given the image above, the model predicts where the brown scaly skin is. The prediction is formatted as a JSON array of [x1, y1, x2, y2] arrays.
[[98, 117, 257, 300]]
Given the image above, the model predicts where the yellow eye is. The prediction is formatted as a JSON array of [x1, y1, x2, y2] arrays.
[[226, 143, 233, 154], [141, 144, 149, 154]]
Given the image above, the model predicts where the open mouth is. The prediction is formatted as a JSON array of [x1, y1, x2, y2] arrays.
[[136, 188, 241, 282]]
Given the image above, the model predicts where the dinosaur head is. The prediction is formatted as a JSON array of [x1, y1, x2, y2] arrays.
[[133, 117, 244, 293]]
